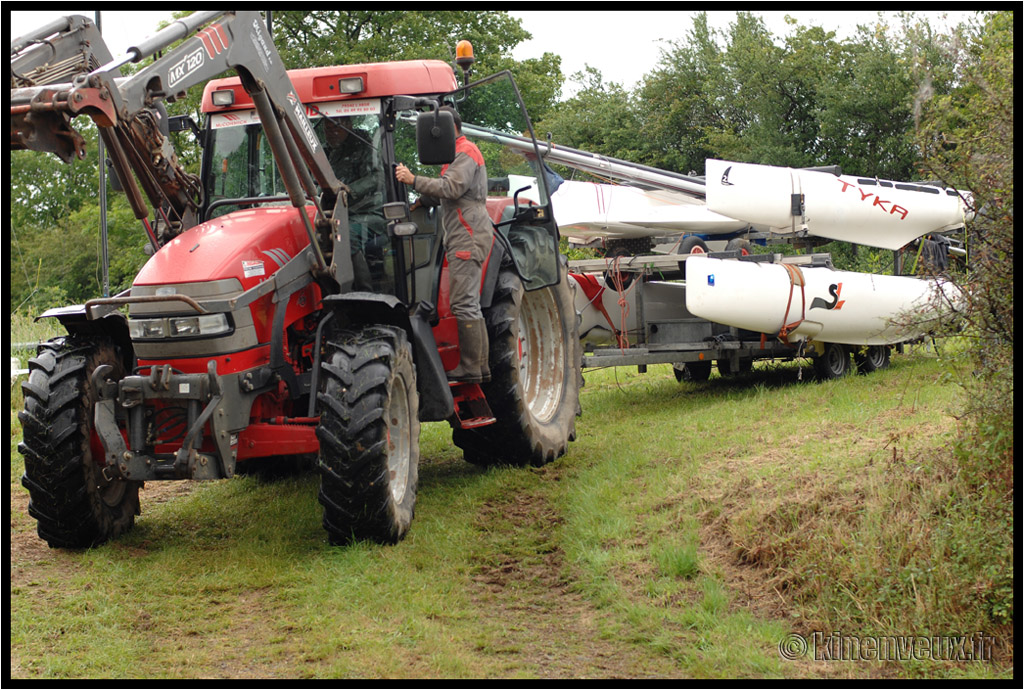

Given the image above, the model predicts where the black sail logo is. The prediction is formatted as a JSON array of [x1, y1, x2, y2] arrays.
[[810, 283, 845, 311]]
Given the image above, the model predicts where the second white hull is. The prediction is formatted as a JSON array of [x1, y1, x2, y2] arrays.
[[684, 256, 959, 345]]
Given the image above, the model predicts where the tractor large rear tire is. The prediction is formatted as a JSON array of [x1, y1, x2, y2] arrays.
[[454, 266, 582, 467], [317, 326, 420, 545], [18, 336, 141, 548]]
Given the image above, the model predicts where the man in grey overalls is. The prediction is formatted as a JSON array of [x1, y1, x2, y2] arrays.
[[395, 107, 493, 383]]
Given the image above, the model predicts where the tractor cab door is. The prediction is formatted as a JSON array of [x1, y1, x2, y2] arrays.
[[453, 70, 562, 291], [391, 71, 563, 296]]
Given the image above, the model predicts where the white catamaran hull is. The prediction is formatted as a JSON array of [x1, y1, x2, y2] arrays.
[[704, 159, 972, 251], [548, 179, 748, 241], [685, 256, 959, 345]]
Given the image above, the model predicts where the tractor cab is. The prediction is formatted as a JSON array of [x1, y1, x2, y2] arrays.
[[199, 60, 563, 307]]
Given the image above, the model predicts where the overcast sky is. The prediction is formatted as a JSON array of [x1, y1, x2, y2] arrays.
[[11, 9, 977, 96], [508, 10, 976, 95]]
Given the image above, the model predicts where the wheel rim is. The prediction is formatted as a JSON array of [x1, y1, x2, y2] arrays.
[[825, 344, 847, 376], [867, 346, 887, 369], [517, 288, 565, 424], [386, 376, 412, 504]]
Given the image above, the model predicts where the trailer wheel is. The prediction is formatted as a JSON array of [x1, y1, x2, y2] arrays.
[[18, 337, 141, 548], [677, 236, 709, 276], [813, 342, 851, 379], [854, 345, 891, 374], [454, 266, 582, 467], [725, 238, 754, 256], [673, 361, 712, 382], [317, 326, 419, 545], [679, 236, 709, 255]]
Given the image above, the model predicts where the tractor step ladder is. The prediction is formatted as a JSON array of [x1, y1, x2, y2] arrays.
[[449, 382, 496, 428]]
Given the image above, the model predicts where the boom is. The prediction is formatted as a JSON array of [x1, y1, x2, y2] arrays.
[[461, 123, 709, 198], [11, 14, 117, 86], [10, 11, 347, 280]]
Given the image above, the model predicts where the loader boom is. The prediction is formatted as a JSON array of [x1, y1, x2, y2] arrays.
[[11, 14, 117, 86], [10, 11, 347, 280]]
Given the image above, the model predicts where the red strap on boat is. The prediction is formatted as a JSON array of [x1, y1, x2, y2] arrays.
[[571, 273, 627, 348], [778, 263, 807, 345], [606, 255, 634, 349]]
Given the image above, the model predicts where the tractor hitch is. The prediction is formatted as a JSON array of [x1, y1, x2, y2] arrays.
[[92, 360, 237, 481]]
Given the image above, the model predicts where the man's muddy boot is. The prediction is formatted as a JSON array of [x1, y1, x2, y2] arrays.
[[448, 319, 491, 384]]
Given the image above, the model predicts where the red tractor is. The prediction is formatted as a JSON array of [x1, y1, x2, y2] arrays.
[[12, 12, 580, 547]]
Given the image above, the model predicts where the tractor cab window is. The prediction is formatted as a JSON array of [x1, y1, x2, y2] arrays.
[[314, 111, 392, 293], [204, 101, 395, 294], [205, 117, 289, 216], [451, 71, 562, 291]]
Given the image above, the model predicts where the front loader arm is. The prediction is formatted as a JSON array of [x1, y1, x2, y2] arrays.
[[11, 14, 116, 87], [10, 11, 348, 282], [114, 11, 341, 197], [10, 14, 121, 163]]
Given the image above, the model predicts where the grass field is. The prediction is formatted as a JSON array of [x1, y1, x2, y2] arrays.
[[9, 327, 1014, 679]]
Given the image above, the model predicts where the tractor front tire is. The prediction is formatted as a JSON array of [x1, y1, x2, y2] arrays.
[[19, 336, 141, 548], [317, 326, 420, 545]]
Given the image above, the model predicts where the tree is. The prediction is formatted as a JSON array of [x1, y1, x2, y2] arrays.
[[549, 12, 970, 184], [535, 66, 642, 172], [915, 10, 1014, 478], [816, 14, 947, 179], [10, 121, 148, 312], [635, 13, 729, 175]]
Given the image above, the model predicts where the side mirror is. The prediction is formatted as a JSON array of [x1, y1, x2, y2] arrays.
[[168, 114, 197, 133], [416, 109, 456, 165], [167, 114, 204, 146]]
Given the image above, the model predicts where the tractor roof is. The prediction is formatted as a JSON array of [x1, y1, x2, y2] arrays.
[[201, 59, 458, 112]]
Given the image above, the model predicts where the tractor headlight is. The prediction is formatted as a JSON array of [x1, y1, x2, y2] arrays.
[[129, 319, 167, 339], [211, 89, 235, 107], [129, 313, 232, 340], [170, 314, 231, 337]]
